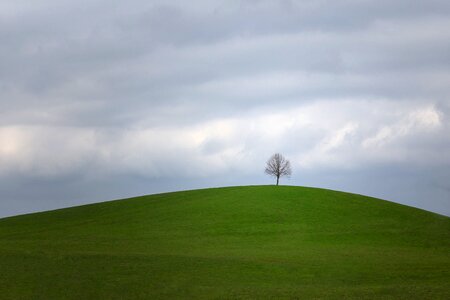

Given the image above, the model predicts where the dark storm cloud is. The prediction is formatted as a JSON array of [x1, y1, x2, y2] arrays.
[[1, 0, 449, 217]]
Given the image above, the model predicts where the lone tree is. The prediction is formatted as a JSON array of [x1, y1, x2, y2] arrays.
[[265, 153, 292, 185]]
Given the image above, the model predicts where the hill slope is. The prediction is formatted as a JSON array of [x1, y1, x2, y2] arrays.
[[0, 185, 449, 299]]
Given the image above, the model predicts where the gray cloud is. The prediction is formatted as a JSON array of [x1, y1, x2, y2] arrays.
[[1, 0, 449, 217]]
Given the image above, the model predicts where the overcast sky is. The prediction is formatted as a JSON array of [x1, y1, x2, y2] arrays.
[[1, 0, 450, 217]]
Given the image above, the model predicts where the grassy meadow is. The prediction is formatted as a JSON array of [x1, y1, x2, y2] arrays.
[[0, 185, 449, 299]]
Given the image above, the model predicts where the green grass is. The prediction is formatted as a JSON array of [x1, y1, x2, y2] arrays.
[[0, 185, 449, 299]]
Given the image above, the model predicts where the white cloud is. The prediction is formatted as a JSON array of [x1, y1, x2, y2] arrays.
[[1, 101, 447, 180], [362, 105, 442, 148]]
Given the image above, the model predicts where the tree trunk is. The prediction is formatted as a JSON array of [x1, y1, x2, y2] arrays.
[[276, 176, 279, 186]]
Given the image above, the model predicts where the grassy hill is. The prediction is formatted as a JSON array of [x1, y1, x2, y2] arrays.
[[0, 185, 449, 299]]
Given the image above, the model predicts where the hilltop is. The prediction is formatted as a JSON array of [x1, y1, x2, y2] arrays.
[[0, 185, 449, 299]]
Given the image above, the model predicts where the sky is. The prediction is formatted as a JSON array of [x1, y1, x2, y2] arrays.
[[1, 0, 450, 217]]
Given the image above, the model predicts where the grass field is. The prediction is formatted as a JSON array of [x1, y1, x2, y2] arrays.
[[0, 185, 449, 299]]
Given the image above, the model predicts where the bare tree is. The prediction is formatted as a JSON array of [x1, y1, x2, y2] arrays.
[[265, 153, 292, 185]]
